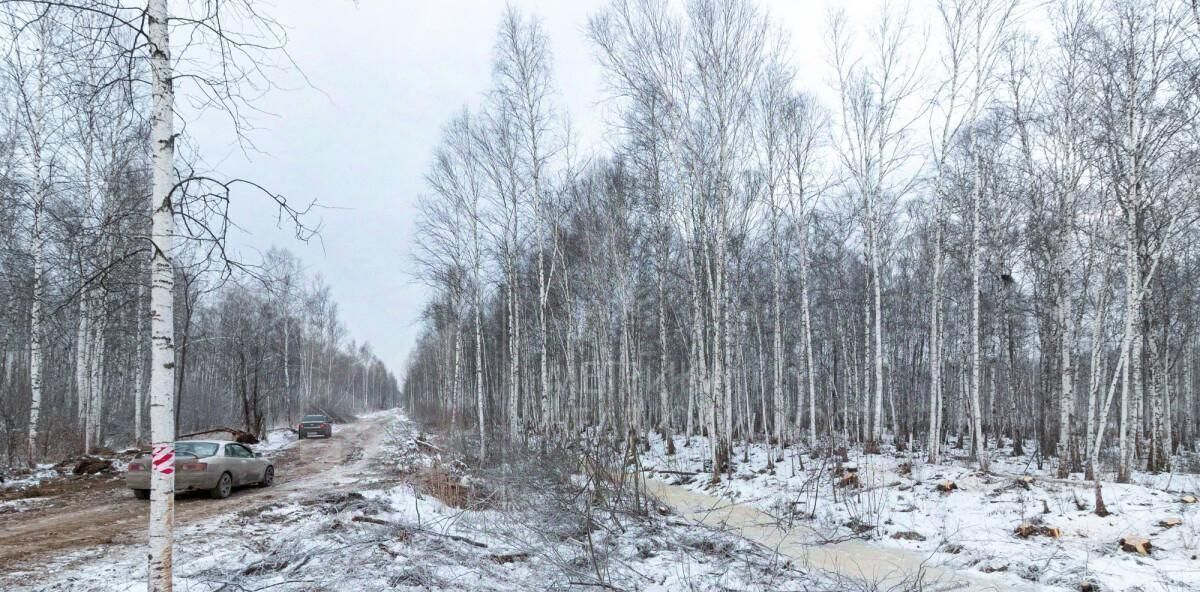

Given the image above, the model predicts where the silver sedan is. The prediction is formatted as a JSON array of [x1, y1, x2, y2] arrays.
[[126, 440, 275, 500]]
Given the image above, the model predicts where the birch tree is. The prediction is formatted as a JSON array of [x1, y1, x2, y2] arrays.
[[829, 3, 923, 453]]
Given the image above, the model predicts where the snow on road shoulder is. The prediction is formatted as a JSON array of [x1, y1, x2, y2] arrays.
[[0, 464, 59, 492], [642, 433, 1200, 592], [6, 409, 837, 591], [253, 427, 299, 454]]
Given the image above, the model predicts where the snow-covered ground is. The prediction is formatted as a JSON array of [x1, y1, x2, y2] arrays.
[[3, 412, 839, 591], [643, 433, 1200, 591], [254, 426, 301, 454], [0, 463, 60, 492]]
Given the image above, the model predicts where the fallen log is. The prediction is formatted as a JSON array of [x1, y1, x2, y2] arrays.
[[178, 427, 260, 445], [351, 515, 390, 526], [644, 469, 701, 476]]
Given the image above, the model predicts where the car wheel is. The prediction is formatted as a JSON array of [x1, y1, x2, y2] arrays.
[[259, 466, 275, 487], [134, 489, 150, 500], [210, 472, 233, 499]]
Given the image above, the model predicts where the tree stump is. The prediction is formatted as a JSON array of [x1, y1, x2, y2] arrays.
[[1015, 523, 1060, 538], [936, 480, 957, 493], [72, 459, 112, 475], [1158, 518, 1182, 529], [1118, 536, 1152, 556]]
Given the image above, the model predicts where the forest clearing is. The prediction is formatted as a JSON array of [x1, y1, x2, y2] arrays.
[[2, 0, 1200, 590]]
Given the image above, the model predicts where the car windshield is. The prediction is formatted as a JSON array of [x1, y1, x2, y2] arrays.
[[302, 415, 327, 422], [175, 442, 219, 458]]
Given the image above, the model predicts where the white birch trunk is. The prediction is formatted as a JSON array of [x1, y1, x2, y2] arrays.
[[1085, 259, 1109, 466], [970, 145, 988, 472], [88, 316, 106, 450], [1118, 208, 1139, 483], [147, 1, 177, 587], [928, 219, 944, 463], [134, 283, 147, 446], [76, 293, 91, 432], [799, 217, 817, 447], [1057, 263, 1076, 477], [25, 39, 48, 468]]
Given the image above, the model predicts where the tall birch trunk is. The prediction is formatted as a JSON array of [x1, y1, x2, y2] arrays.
[[76, 292, 91, 432], [134, 284, 147, 445], [928, 218, 945, 463], [1057, 263, 1076, 477], [1085, 258, 1110, 473], [1118, 208, 1140, 483], [147, 1, 178, 587], [799, 216, 817, 447], [25, 38, 48, 468], [970, 145, 989, 472]]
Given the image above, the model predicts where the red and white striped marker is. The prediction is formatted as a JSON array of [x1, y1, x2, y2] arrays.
[[152, 445, 175, 475]]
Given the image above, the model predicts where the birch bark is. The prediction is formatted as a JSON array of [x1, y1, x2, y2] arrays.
[[147, 0, 178, 587]]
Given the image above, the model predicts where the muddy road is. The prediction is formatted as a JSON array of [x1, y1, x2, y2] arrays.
[[0, 414, 392, 573]]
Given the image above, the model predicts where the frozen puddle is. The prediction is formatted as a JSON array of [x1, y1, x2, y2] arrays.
[[647, 478, 1011, 591]]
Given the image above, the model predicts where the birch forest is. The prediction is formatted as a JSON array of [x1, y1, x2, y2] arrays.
[[7, 0, 1200, 591], [407, 0, 1200, 505]]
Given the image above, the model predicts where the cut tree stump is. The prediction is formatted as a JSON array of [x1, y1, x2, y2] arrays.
[[1015, 523, 1061, 538], [1017, 475, 1034, 490], [1118, 536, 1152, 556], [1158, 518, 1182, 529], [72, 459, 112, 475], [936, 481, 958, 493], [1181, 495, 1197, 504]]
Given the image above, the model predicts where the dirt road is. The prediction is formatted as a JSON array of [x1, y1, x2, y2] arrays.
[[0, 414, 393, 574], [646, 479, 1008, 592]]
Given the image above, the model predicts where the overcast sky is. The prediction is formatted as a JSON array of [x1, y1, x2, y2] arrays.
[[190, 0, 885, 373]]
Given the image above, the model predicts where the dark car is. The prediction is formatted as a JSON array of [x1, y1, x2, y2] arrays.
[[298, 414, 333, 439]]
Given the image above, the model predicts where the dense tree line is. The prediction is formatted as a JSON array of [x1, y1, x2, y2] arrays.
[[0, 4, 398, 466], [406, 0, 1200, 510]]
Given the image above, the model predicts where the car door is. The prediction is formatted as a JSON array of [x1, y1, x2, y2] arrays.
[[245, 447, 267, 481], [235, 443, 258, 484], [223, 443, 250, 485]]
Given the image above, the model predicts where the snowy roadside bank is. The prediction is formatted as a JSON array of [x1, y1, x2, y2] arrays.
[[642, 433, 1200, 592], [2, 410, 844, 591]]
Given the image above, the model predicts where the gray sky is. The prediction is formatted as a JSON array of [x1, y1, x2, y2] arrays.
[[190, 0, 866, 372]]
